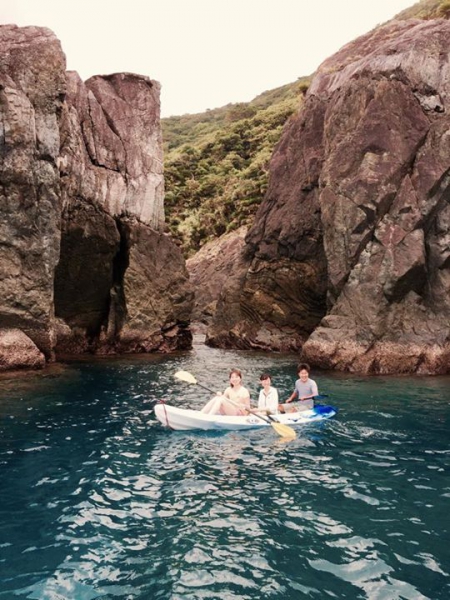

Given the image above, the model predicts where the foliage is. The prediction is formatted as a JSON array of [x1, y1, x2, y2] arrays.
[[162, 78, 310, 256], [161, 2, 450, 259], [394, 0, 450, 20], [438, 0, 450, 17]]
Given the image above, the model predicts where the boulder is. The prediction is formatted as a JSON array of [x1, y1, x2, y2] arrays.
[[0, 329, 45, 371]]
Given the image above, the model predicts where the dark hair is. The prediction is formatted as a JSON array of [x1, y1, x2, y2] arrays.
[[259, 373, 271, 381], [297, 363, 310, 374], [229, 369, 242, 387]]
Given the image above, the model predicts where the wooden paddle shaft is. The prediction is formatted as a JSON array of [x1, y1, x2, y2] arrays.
[[219, 394, 274, 426]]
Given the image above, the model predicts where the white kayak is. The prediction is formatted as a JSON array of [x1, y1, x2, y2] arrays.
[[154, 402, 337, 431]]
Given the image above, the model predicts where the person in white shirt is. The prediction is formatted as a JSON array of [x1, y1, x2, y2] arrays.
[[256, 373, 279, 415]]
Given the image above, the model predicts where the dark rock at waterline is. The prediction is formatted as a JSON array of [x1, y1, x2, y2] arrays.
[[0, 25, 193, 368], [207, 18, 450, 374]]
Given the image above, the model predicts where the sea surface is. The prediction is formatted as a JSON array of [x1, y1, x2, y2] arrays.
[[0, 341, 449, 600]]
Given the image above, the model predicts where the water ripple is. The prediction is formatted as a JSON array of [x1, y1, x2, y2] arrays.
[[0, 356, 449, 599]]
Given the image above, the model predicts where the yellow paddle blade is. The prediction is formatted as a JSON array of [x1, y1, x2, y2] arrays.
[[271, 421, 297, 439], [174, 370, 198, 384]]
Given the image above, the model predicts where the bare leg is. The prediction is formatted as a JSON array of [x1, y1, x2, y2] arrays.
[[279, 403, 298, 413], [220, 399, 246, 416], [297, 400, 314, 411], [200, 395, 223, 414]]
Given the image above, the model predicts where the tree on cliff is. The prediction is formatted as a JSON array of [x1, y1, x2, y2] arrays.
[[162, 78, 310, 257]]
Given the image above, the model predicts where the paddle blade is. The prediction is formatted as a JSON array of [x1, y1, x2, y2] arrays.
[[271, 422, 296, 439], [174, 370, 198, 384]]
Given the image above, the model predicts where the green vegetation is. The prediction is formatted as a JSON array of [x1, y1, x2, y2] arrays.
[[437, 0, 450, 17], [395, 0, 450, 20], [161, 0, 450, 259], [162, 78, 310, 256]]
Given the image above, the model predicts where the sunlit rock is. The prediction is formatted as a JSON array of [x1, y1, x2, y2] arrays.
[[0, 329, 46, 371]]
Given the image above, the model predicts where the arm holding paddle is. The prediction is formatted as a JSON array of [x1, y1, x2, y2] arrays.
[[280, 363, 319, 413], [200, 368, 250, 416]]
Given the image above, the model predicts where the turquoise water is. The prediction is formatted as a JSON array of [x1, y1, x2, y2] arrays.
[[0, 342, 449, 599]]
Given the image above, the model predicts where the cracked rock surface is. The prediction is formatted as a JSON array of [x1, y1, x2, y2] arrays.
[[207, 19, 450, 374], [0, 25, 193, 369]]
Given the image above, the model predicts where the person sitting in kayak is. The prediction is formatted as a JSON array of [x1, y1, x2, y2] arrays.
[[255, 373, 279, 415], [279, 363, 318, 413], [200, 368, 251, 416]]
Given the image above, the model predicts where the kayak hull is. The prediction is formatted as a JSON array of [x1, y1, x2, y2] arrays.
[[154, 403, 337, 431]]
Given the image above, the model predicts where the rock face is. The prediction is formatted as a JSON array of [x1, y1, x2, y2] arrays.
[[0, 25, 193, 368], [208, 18, 450, 374], [0, 26, 65, 363], [187, 226, 248, 327], [59, 71, 165, 230], [55, 71, 192, 355]]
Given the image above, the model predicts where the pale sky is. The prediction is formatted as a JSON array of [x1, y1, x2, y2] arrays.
[[1, 0, 416, 117]]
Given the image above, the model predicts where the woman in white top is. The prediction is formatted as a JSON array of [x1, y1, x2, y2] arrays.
[[200, 369, 251, 416], [256, 373, 279, 415]]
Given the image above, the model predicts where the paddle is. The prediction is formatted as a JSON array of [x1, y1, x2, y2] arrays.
[[174, 370, 296, 439], [285, 394, 329, 404]]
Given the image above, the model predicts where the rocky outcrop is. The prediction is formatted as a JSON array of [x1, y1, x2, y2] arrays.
[[0, 25, 193, 369], [0, 329, 45, 370], [55, 71, 192, 355], [108, 217, 192, 352], [208, 18, 450, 374], [206, 76, 329, 352], [302, 18, 450, 374], [0, 25, 65, 365], [187, 226, 248, 327], [59, 71, 164, 230]]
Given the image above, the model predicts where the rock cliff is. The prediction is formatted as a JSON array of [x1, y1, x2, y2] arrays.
[[0, 26, 65, 369], [0, 25, 193, 369], [187, 226, 248, 328], [207, 18, 450, 374]]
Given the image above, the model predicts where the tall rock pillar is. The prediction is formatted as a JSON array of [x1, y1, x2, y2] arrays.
[[0, 26, 66, 368]]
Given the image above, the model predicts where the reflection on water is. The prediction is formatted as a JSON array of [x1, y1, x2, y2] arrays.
[[0, 344, 449, 599]]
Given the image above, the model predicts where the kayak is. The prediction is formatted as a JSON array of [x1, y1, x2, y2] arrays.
[[154, 402, 337, 431]]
